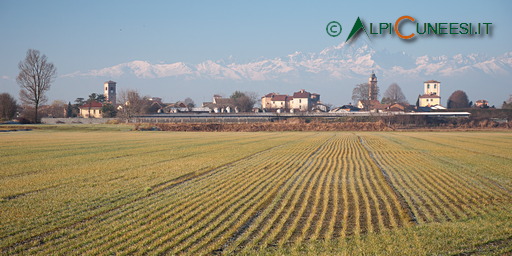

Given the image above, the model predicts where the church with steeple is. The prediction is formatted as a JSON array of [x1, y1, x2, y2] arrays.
[[357, 72, 388, 111]]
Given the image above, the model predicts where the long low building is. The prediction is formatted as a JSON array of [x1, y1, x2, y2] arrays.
[[131, 111, 471, 121], [41, 111, 471, 124]]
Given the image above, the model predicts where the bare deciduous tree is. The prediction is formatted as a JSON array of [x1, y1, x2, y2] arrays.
[[0, 93, 18, 120], [382, 83, 408, 104], [352, 83, 370, 103], [230, 91, 257, 112], [17, 49, 57, 123], [45, 100, 66, 118], [118, 90, 150, 119]]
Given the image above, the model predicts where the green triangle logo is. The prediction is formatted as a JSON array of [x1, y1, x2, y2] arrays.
[[346, 17, 370, 43]]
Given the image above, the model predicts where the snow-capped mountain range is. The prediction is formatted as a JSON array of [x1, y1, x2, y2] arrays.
[[59, 42, 512, 106], [63, 42, 512, 81]]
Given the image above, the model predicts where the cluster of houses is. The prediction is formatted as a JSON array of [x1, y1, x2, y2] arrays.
[[261, 89, 329, 113], [76, 73, 490, 118], [77, 81, 330, 118], [202, 95, 240, 113]]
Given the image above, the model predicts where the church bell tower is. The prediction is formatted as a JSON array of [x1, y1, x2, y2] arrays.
[[368, 72, 378, 101], [104, 81, 117, 104]]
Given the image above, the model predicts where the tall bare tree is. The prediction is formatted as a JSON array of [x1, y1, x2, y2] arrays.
[[118, 90, 150, 119], [352, 83, 370, 103], [17, 49, 57, 123], [381, 83, 408, 104], [0, 93, 18, 120]]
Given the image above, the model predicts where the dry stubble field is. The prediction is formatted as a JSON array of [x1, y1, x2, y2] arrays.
[[0, 128, 511, 255]]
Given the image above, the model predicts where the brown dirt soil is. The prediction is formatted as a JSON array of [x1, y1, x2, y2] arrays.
[[146, 121, 392, 132]]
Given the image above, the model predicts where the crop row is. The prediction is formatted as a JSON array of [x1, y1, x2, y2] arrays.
[[0, 132, 294, 251], [2, 131, 511, 255], [361, 132, 512, 224]]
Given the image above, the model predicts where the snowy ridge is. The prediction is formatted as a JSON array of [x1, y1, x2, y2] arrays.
[[62, 43, 512, 81]]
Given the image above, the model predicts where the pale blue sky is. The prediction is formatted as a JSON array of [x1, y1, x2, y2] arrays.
[[1, 0, 511, 105]]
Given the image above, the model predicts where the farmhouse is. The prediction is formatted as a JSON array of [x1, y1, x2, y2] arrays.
[[261, 93, 292, 110], [386, 103, 408, 112], [79, 101, 103, 118], [261, 89, 322, 112], [357, 100, 389, 111], [202, 95, 238, 113], [290, 89, 320, 111]]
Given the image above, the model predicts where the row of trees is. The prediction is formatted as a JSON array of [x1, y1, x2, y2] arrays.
[[352, 83, 408, 104]]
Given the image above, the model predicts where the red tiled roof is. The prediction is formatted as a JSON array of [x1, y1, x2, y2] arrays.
[[424, 80, 440, 83], [372, 103, 389, 110], [79, 101, 103, 108], [272, 95, 289, 101], [387, 103, 406, 111], [293, 91, 310, 98], [359, 100, 389, 110]]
